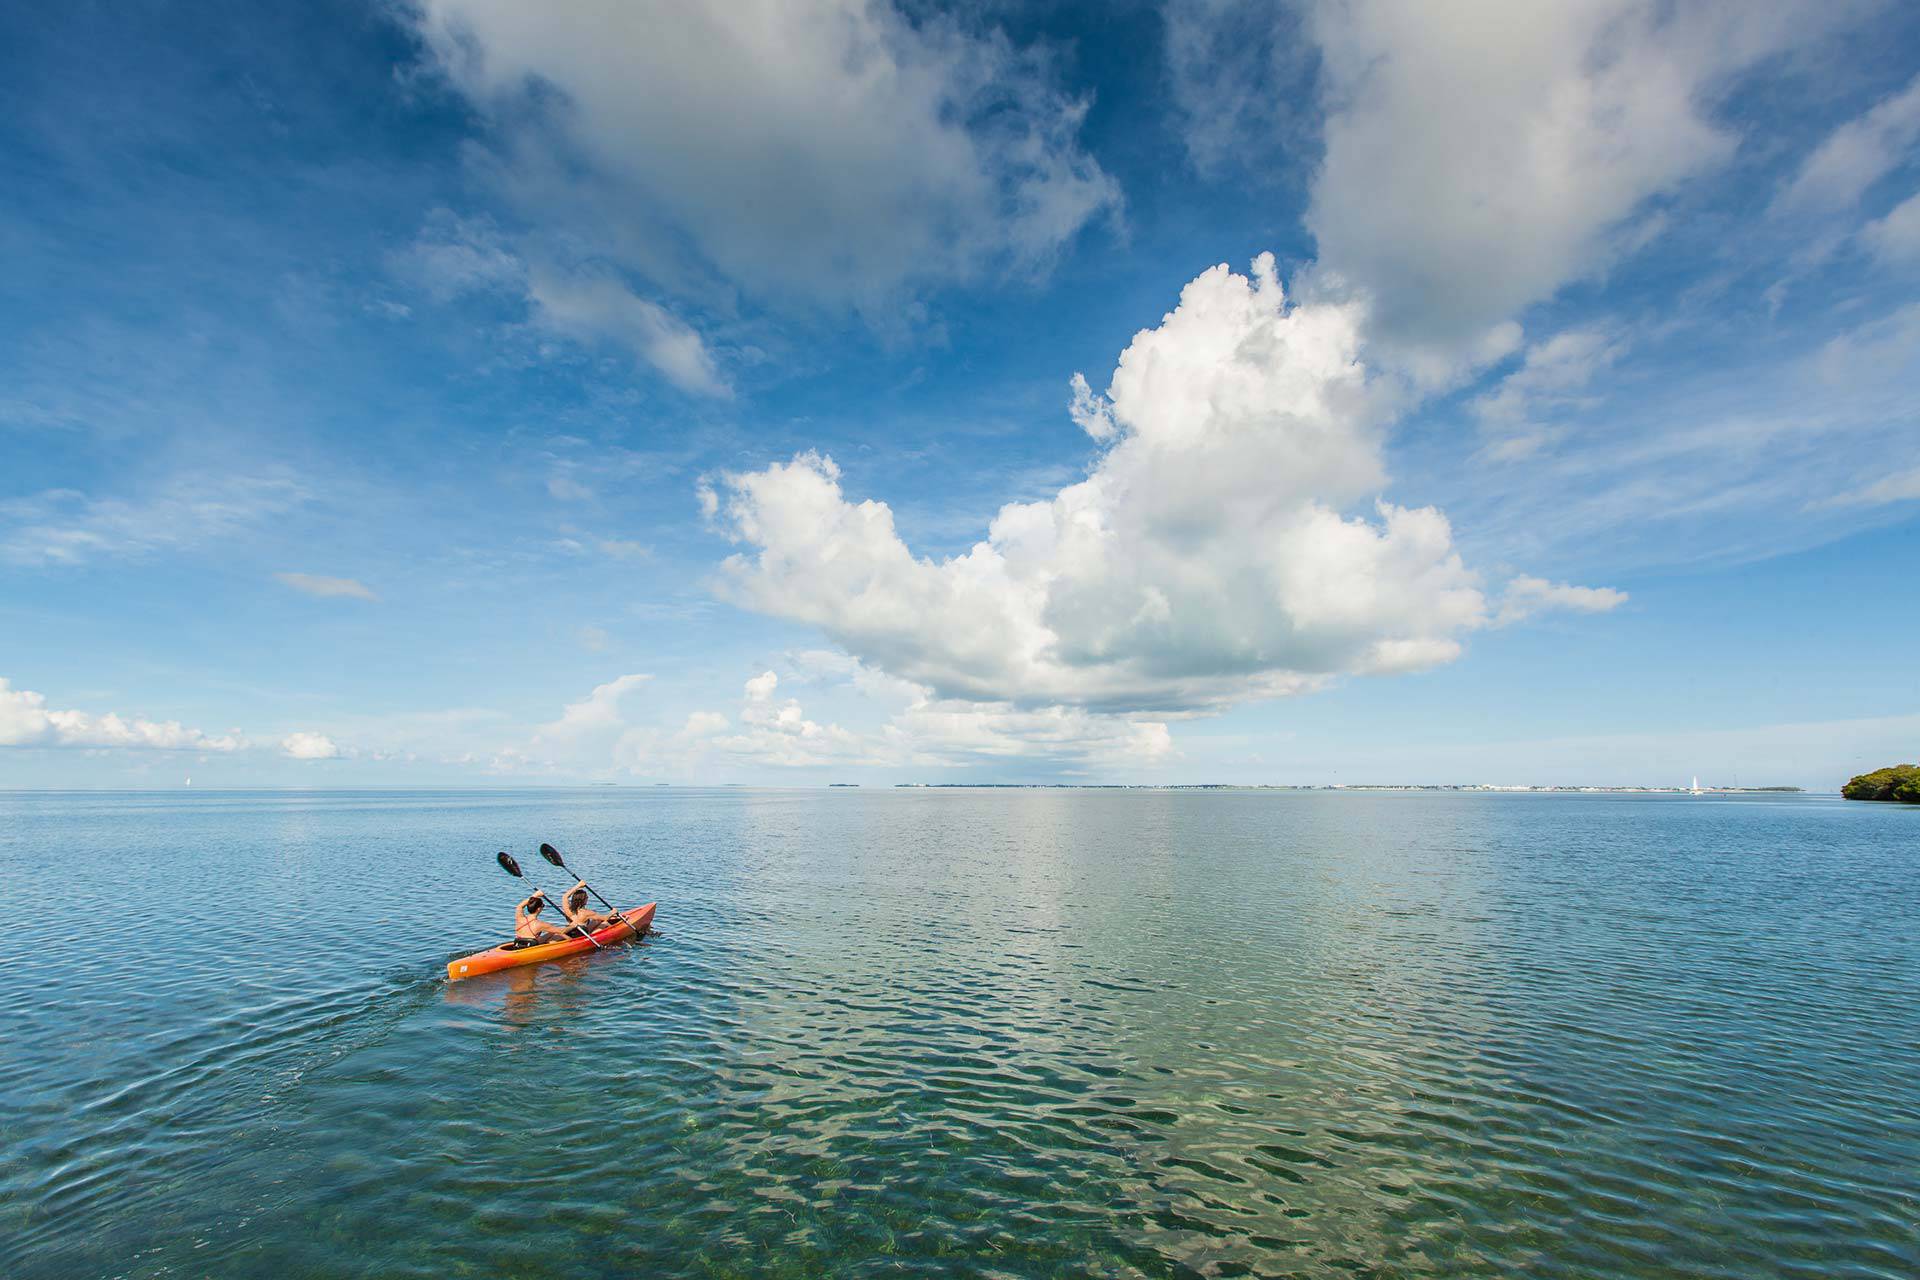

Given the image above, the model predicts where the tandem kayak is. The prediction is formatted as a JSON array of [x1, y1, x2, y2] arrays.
[[446, 903, 656, 981]]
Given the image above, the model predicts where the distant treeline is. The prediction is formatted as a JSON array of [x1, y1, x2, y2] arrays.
[[1842, 764, 1920, 804]]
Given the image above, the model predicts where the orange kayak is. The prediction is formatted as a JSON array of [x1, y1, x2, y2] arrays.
[[446, 903, 656, 981]]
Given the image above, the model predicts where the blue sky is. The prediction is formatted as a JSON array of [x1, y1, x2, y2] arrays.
[[3, 0, 1917, 789]]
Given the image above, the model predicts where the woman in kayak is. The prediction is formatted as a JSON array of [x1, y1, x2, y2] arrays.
[[514, 891, 568, 944], [561, 882, 613, 933]]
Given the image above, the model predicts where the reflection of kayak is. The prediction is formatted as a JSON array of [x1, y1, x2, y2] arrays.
[[446, 903, 657, 981]]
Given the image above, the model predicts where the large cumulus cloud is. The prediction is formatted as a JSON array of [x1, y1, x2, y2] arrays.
[[712, 256, 1577, 714]]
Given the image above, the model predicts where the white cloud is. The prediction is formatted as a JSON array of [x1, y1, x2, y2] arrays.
[[1494, 576, 1629, 627], [888, 691, 1173, 770], [1066, 371, 1118, 440], [410, 0, 1118, 316], [525, 266, 729, 397], [714, 256, 1513, 714], [1, 473, 305, 566], [598, 539, 652, 560], [578, 625, 609, 652], [531, 673, 653, 749], [281, 731, 341, 760], [683, 710, 729, 737], [704, 672, 880, 768], [0, 678, 244, 752], [1860, 190, 1920, 266], [275, 572, 378, 601], [1775, 74, 1920, 215], [1297, 0, 1824, 368]]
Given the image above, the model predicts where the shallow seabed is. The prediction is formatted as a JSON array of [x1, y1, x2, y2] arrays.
[[1, 788, 1914, 1278]]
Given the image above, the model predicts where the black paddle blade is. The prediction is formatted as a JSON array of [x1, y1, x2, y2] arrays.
[[538, 842, 566, 868], [497, 850, 523, 877]]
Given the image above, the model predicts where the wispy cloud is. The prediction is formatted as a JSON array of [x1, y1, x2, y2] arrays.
[[1494, 576, 1629, 627], [0, 473, 306, 566], [396, 215, 730, 395], [275, 572, 378, 601], [1472, 327, 1628, 460], [1774, 73, 1920, 215], [1824, 465, 1920, 508], [1814, 302, 1920, 387], [526, 266, 731, 398]]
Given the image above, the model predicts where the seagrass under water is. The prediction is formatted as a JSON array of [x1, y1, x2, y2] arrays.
[[1, 788, 1914, 1278]]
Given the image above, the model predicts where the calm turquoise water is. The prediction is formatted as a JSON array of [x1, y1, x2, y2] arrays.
[[1, 788, 1914, 1278]]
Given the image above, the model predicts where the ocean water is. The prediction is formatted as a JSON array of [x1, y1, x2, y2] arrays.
[[0, 787, 1914, 1279]]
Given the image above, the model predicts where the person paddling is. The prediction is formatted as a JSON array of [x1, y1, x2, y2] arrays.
[[561, 881, 613, 933], [514, 891, 567, 944]]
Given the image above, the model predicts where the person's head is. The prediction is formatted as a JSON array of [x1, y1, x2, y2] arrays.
[[566, 887, 588, 914], [524, 893, 544, 915]]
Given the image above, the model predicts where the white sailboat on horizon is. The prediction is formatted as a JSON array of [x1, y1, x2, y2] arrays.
[[1689, 775, 1705, 795]]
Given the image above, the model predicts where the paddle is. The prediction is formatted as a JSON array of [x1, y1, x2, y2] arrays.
[[538, 842, 636, 935], [496, 850, 604, 949]]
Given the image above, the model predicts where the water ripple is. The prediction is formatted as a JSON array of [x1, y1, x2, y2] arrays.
[[1, 788, 1915, 1278]]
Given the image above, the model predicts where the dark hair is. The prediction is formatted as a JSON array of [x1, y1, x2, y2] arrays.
[[525, 895, 543, 913], [566, 888, 588, 912]]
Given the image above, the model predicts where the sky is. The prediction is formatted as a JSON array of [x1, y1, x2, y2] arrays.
[[2, 0, 1917, 790]]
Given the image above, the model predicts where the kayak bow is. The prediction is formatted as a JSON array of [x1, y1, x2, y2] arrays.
[[446, 903, 656, 981]]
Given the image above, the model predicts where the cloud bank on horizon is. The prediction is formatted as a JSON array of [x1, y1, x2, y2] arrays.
[[0, 679, 244, 753], [2, 0, 1917, 784]]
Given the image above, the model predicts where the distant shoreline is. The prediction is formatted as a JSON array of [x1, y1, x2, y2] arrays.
[[892, 783, 1806, 793], [0, 783, 1815, 794]]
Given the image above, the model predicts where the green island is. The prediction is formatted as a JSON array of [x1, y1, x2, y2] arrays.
[[1842, 764, 1920, 803]]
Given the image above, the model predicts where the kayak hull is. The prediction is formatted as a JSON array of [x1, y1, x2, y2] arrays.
[[446, 903, 656, 981]]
